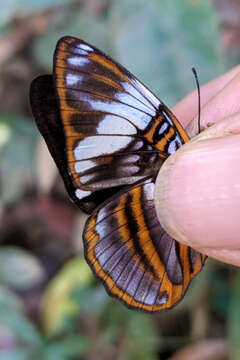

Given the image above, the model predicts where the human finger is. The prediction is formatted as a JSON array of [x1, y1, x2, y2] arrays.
[[154, 113, 240, 266]]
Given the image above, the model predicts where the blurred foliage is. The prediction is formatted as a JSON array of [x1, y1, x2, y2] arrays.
[[0, 247, 44, 290], [228, 273, 240, 360], [1, 0, 70, 26], [33, 0, 223, 105], [0, 114, 37, 203], [42, 258, 93, 335], [0, 0, 239, 359]]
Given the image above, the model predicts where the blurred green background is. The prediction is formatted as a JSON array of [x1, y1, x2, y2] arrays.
[[0, 0, 240, 359]]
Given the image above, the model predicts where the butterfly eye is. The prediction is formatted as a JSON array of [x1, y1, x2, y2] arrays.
[[30, 36, 206, 312]]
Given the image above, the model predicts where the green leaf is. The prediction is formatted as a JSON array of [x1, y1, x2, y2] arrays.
[[34, 13, 111, 70], [41, 257, 93, 335], [228, 272, 240, 360], [0, 247, 44, 290], [43, 335, 88, 360], [0, 284, 22, 310], [0, 0, 17, 26], [208, 263, 231, 316], [0, 304, 42, 346], [0, 277, 41, 347], [16, 0, 71, 13], [0, 114, 37, 204], [0, 0, 72, 25], [110, 0, 224, 106], [124, 313, 159, 360], [75, 286, 109, 315], [0, 349, 32, 360], [99, 301, 159, 360], [33, 0, 224, 108], [0, 121, 11, 148]]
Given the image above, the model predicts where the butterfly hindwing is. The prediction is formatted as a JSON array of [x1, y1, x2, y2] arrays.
[[30, 74, 123, 213], [84, 177, 207, 312], [53, 36, 189, 207], [30, 75, 78, 201]]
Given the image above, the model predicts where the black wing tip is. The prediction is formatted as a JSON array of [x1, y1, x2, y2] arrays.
[[56, 35, 76, 47], [30, 74, 52, 93], [29, 74, 53, 109], [55, 35, 90, 50], [53, 35, 92, 77]]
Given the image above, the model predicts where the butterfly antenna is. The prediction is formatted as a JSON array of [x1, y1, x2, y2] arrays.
[[192, 67, 201, 134]]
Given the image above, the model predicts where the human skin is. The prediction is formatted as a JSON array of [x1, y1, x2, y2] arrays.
[[154, 65, 240, 266]]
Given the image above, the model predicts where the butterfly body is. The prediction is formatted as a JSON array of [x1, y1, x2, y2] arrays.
[[30, 36, 206, 312]]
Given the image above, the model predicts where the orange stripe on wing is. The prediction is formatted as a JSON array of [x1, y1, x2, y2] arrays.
[[130, 186, 167, 277], [55, 40, 93, 191], [88, 53, 127, 81], [84, 184, 204, 312], [164, 108, 190, 144], [144, 115, 167, 160], [155, 126, 175, 152]]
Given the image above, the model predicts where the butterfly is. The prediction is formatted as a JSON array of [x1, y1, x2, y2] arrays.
[[30, 36, 207, 312]]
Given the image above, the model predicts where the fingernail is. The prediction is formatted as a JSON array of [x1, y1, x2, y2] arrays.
[[154, 133, 240, 251]]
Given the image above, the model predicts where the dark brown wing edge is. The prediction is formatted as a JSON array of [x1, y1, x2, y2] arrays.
[[30, 74, 126, 213]]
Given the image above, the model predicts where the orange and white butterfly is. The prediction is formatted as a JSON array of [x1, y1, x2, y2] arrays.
[[30, 36, 207, 312]]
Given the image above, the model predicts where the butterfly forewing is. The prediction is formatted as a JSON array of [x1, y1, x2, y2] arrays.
[[53, 36, 189, 206], [84, 177, 207, 312]]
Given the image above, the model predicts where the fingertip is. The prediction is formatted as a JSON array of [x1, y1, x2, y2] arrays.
[[154, 118, 240, 265]]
